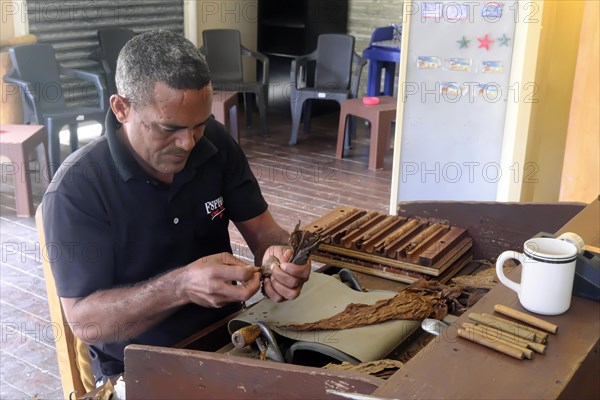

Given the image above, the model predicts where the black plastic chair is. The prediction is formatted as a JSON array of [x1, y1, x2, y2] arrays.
[[4, 43, 107, 176], [289, 34, 366, 145], [201, 29, 269, 134], [90, 27, 136, 96]]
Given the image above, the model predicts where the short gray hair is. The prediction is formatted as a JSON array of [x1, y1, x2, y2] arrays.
[[115, 30, 211, 106]]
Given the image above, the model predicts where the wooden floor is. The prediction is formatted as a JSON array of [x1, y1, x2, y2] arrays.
[[0, 111, 393, 398]]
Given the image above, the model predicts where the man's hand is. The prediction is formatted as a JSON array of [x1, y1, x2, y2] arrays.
[[181, 252, 261, 308], [61, 252, 259, 344], [261, 246, 311, 302]]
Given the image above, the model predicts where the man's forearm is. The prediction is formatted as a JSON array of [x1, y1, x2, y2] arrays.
[[235, 211, 290, 266], [64, 267, 188, 344], [253, 226, 290, 266]]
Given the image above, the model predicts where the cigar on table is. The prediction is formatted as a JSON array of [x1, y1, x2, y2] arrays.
[[465, 321, 546, 354], [469, 313, 536, 341], [462, 323, 534, 359], [486, 313, 548, 343], [458, 328, 525, 360], [494, 304, 559, 334]]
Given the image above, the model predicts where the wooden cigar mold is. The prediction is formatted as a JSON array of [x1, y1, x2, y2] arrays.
[[304, 206, 473, 283]]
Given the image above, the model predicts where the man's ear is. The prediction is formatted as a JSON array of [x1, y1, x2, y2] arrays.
[[110, 94, 131, 123]]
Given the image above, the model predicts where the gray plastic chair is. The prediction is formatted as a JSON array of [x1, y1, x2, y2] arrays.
[[90, 28, 136, 95], [289, 34, 366, 145], [201, 29, 269, 134], [4, 43, 107, 175]]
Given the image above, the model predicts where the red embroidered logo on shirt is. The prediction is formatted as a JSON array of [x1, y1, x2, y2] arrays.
[[204, 196, 225, 220]]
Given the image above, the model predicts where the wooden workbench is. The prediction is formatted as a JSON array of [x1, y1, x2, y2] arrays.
[[372, 269, 599, 399], [122, 201, 599, 399]]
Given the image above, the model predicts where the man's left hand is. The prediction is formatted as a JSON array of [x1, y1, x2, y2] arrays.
[[261, 246, 310, 302]]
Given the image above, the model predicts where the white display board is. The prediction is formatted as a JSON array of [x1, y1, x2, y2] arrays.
[[391, 0, 532, 203]]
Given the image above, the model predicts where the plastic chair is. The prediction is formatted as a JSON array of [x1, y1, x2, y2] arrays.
[[200, 29, 269, 133], [90, 27, 136, 95], [289, 34, 366, 145], [362, 26, 402, 97], [4, 44, 107, 176], [36, 205, 95, 398]]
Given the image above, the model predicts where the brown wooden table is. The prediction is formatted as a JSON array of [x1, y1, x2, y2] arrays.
[[336, 96, 396, 171], [97, 201, 600, 399], [372, 268, 599, 399], [212, 91, 239, 143], [124, 283, 599, 399], [0, 124, 48, 216]]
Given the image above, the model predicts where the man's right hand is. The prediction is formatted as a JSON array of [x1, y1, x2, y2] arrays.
[[179, 252, 261, 308]]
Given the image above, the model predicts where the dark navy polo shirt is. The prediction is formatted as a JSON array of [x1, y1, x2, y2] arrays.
[[42, 109, 267, 377]]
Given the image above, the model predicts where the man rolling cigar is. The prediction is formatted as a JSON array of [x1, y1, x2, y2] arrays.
[[42, 31, 311, 385]]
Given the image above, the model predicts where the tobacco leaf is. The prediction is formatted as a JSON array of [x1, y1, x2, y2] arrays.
[[261, 221, 321, 278], [450, 263, 515, 290], [282, 279, 462, 331], [448, 263, 518, 312], [323, 359, 404, 379], [288, 220, 321, 264]]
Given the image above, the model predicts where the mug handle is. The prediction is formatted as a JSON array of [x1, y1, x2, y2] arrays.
[[495, 251, 526, 295]]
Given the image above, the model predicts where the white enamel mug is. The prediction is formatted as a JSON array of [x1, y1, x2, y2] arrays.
[[495, 237, 578, 315]]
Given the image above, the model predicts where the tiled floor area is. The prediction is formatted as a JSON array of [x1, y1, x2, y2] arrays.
[[0, 110, 393, 399], [1, 161, 63, 399]]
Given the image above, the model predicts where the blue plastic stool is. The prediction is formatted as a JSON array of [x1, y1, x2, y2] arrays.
[[362, 26, 401, 97]]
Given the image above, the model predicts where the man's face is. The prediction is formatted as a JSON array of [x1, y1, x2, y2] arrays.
[[112, 82, 213, 182]]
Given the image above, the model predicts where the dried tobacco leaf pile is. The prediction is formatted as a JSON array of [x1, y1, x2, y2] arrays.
[[282, 279, 462, 331], [450, 261, 517, 310], [323, 359, 404, 379], [451, 262, 515, 290]]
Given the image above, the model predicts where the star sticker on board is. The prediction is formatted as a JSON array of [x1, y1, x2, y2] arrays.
[[457, 36, 470, 49], [477, 34, 494, 51], [498, 34, 511, 46]]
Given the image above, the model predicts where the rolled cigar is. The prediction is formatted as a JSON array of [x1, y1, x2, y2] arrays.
[[464, 322, 546, 354], [340, 212, 380, 247], [469, 313, 536, 341], [399, 224, 442, 255], [462, 324, 533, 359], [482, 313, 545, 343], [463, 322, 530, 346], [522, 339, 546, 355], [381, 219, 420, 247], [359, 217, 396, 242], [344, 212, 378, 233], [458, 328, 524, 359], [319, 208, 359, 233], [231, 324, 262, 348], [494, 304, 559, 334], [487, 314, 548, 343], [332, 212, 375, 244]]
